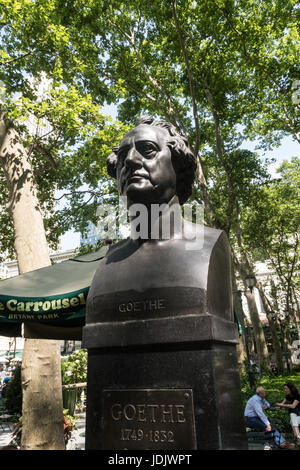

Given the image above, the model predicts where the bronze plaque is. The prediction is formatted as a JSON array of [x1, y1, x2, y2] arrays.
[[102, 389, 197, 450]]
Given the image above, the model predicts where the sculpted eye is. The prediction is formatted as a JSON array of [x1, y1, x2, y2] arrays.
[[117, 148, 128, 166], [139, 142, 158, 158]]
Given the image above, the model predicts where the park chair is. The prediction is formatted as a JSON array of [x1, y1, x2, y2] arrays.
[[0, 414, 14, 433]]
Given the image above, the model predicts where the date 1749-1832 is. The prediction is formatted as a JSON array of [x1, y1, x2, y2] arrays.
[[103, 390, 197, 450]]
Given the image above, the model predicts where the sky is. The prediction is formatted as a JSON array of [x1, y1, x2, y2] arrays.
[[241, 135, 300, 177], [60, 106, 300, 251]]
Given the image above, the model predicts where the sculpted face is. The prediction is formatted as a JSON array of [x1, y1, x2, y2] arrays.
[[116, 125, 177, 205]]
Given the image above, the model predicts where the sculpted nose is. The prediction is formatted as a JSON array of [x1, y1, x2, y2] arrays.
[[125, 147, 143, 169]]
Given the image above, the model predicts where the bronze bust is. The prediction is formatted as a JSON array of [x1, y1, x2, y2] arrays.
[[83, 117, 246, 451], [86, 116, 232, 325]]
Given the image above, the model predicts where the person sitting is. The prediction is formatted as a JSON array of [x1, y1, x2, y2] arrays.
[[244, 386, 294, 449], [1, 380, 9, 399], [276, 382, 300, 447]]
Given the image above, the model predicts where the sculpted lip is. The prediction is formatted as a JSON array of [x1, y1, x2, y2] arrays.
[[126, 172, 149, 182], [120, 172, 150, 193]]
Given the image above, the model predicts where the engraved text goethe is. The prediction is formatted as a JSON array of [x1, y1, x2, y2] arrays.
[[111, 403, 186, 423], [118, 298, 166, 313]]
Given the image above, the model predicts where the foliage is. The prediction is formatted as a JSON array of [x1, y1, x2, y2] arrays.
[[76, 239, 108, 256], [243, 158, 299, 261], [7, 411, 76, 448], [204, 147, 273, 233], [63, 409, 76, 444], [1, 2, 298, 161], [0, 0, 130, 258], [0, 1, 298, 376], [3, 365, 22, 415], [0, 0, 298, 256], [241, 156, 300, 309], [61, 349, 87, 385]]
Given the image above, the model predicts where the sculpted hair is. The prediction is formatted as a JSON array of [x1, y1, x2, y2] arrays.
[[106, 115, 197, 205]]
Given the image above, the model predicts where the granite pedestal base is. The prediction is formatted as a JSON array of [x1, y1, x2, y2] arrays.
[[83, 315, 248, 450]]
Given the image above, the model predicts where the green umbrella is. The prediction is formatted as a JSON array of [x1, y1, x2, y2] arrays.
[[0, 246, 108, 340]]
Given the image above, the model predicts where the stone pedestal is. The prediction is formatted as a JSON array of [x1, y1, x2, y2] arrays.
[[83, 314, 247, 450]]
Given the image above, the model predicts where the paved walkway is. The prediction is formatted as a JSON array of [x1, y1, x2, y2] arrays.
[[0, 410, 86, 450], [0, 420, 15, 448], [0, 411, 296, 450], [66, 411, 86, 450]]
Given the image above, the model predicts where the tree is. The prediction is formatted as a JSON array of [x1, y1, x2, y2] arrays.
[[1, 0, 297, 226], [0, 4, 128, 449], [3, 364, 22, 415], [203, 144, 273, 369], [0, 0, 297, 397], [0, 108, 66, 449], [2, 0, 297, 219], [241, 157, 300, 338], [0, 102, 126, 449]]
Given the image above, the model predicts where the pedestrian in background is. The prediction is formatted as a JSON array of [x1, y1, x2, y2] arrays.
[[244, 386, 295, 449], [276, 382, 300, 447]]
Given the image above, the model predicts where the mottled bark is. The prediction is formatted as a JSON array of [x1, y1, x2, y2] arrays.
[[0, 113, 64, 450]]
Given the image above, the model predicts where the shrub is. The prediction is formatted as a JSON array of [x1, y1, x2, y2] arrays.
[[3, 365, 22, 415], [61, 349, 87, 385], [61, 349, 87, 415]]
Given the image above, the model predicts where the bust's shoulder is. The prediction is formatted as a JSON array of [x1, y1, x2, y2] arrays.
[[106, 238, 130, 253], [202, 225, 224, 242], [104, 238, 139, 262], [183, 221, 227, 250], [105, 225, 227, 255]]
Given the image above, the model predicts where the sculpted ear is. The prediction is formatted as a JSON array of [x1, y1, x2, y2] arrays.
[[106, 148, 118, 179], [167, 138, 197, 205]]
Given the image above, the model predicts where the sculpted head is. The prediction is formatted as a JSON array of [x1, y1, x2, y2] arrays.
[[107, 116, 197, 205]]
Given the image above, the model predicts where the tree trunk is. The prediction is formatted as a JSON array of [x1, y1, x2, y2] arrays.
[[232, 209, 270, 372], [246, 317, 256, 357], [284, 323, 293, 371], [255, 281, 284, 373], [231, 266, 247, 369], [195, 158, 217, 227], [232, 292, 247, 368], [292, 286, 300, 340], [21, 339, 64, 449], [288, 289, 300, 340], [244, 289, 269, 371], [265, 314, 284, 373], [233, 251, 270, 371], [0, 113, 65, 450]]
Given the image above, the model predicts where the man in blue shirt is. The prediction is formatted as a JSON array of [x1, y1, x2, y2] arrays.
[[244, 387, 294, 449]]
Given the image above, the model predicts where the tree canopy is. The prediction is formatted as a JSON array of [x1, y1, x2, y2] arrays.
[[0, 0, 298, 260], [242, 157, 300, 307], [0, 0, 298, 389]]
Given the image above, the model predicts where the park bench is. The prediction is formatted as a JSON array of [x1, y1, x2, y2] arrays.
[[246, 428, 276, 450]]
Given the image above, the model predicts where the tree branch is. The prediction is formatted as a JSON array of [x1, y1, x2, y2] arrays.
[[106, 17, 183, 128], [219, 7, 300, 137], [33, 142, 59, 169], [172, 0, 201, 157], [54, 189, 109, 202], [204, 82, 236, 233], [2, 51, 33, 65]]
